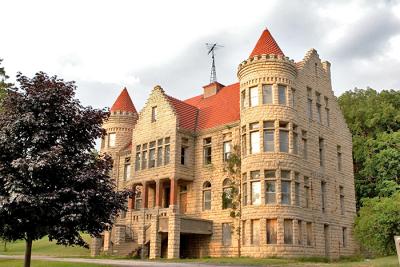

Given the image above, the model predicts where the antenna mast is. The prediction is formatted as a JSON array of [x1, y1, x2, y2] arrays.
[[206, 43, 223, 84]]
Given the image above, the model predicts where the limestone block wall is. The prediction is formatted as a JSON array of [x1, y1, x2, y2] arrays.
[[101, 50, 357, 260]]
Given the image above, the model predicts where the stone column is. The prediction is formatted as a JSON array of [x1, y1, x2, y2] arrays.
[[143, 182, 148, 209], [137, 211, 147, 259], [90, 237, 103, 257], [167, 212, 181, 259], [170, 178, 178, 212], [149, 215, 161, 259], [155, 180, 161, 208]]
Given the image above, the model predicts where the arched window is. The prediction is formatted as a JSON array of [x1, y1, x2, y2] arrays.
[[222, 178, 233, 209], [203, 181, 212, 211]]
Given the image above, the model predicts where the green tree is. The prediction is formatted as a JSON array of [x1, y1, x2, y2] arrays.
[[0, 72, 129, 267], [0, 59, 13, 104], [338, 88, 400, 208], [223, 145, 242, 256], [354, 192, 400, 255]]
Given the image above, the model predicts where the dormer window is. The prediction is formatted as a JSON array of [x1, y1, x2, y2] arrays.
[[151, 106, 157, 122]]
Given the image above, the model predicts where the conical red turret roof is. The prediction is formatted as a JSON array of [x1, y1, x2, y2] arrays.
[[110, 88, 137, 113], [249, 28, 284, 58]]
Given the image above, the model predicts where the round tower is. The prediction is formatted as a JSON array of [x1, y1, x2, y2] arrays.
[[237, 29, 302, 256], [101, 87, 138, 158]]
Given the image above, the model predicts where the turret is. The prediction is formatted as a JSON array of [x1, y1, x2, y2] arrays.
[[101, 88, 138, 156]]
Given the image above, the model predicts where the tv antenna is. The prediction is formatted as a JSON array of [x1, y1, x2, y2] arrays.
[[206, 43, 223, 84]]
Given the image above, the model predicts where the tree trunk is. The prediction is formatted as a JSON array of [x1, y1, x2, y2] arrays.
[[24, 238, 32, 267]]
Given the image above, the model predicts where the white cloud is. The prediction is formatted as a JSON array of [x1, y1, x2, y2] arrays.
[[1, 0, 399, 110]]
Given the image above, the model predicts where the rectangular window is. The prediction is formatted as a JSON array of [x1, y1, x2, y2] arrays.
[[164, 145, 170, 165], [134, 187, 142, 210], [262, 84, 273, 104], [241, 126, 247, 157], [295, 172, 300, 206], [337, 145, 342, 171], [325, 97, 330, 126], [181, 146, 187, 165], [316, 92, 321, 123], [203, 190, 211, 210], [319, 138, 324, 167], [306, 222, 312, 246], [250, 131, 260, 154], [307, 88, 312, 120], [251, 171, 261, 205], [241, 90, 246, 108], [293, 124, 298, 155], [265, 181, 276, 204], [284, 219, 293, 244], [123, 157, 131, 181], [157, 147, 163, 167], [279, 121, 289, 153], [342, 227, 347, 247], [279, 130, 289, 153], [265, 170, 276, 204], [223, 141, 232, 161], [302, 130, 308, 159], [340, 186, 345, 215], [135, 145, 141, 171], [141, 144, 147, 170], [249, 86, 258, 107], [298, 220, 303, 245], [266, 219, 277, 244], [304, 176, 310, 208], [149, 141, 156, 168], [263, 121, 274, 152], [108, 133, 116, 147], [291, 88, 295, 107], [242, 173, 247, 206], [326, 108, 330, 126], [321, 181, 326, 213], [222, 223, 232, 246], [278, 85, 287, 105], [151, 106, 157, 122], [203, 137, 212, 165], [251, 219, 260, 245], [281, 180, 291, 205]]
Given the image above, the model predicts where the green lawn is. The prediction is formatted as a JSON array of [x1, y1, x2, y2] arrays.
[[0, 235, 91, 257], [176, 256, 399, 266], [0, 259, 113, 267]]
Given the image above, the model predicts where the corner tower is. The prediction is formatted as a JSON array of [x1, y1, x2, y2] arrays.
[[237, 29, 301, 256], [101, 88, 138, 157]]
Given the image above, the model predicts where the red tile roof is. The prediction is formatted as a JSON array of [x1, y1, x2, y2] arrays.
[[184, 83, 240, 131], [111, 88, 137, 113], [166, 95, 198, 131], [249, 28, 284, 58]]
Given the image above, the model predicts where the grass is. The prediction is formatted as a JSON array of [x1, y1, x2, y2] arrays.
[[0, 234, 91, 257], [0, 259, 114, 267], [1, 237, 398, 266], [173, 255, 399, 266]]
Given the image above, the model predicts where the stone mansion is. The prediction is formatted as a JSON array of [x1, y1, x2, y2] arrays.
[[90, 28, 357, 259]]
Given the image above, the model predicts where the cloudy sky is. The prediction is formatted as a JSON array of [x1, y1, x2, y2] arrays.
[[1, 0, 399, 111]]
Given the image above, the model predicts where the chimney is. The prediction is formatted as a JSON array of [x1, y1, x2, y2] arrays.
[[203, 82, 225, 98]]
